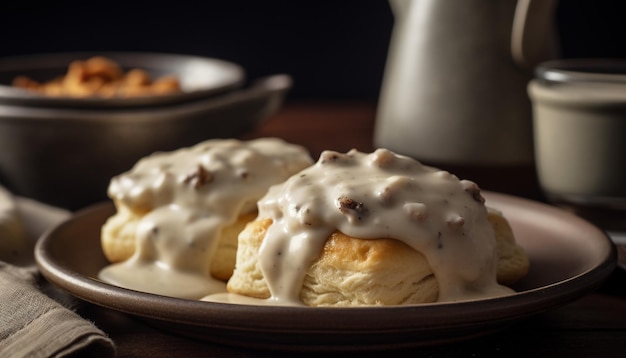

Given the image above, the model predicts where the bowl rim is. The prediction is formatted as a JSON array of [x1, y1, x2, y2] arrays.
[[535, 58, 626, 85], [0, 74, 292, 123]]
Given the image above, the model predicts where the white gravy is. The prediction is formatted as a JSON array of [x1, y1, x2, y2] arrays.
[[98, 138, 313, 299], [243, 149, 512, 305]]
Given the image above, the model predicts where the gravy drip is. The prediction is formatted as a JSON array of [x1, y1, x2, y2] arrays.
[[98, 138, 313, 299], [256, 149, 512, 304]]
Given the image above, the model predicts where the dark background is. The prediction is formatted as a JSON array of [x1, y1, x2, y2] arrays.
[[1, 0, 625, 101]]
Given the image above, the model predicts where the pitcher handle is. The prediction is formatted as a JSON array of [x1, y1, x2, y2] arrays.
[[511, 0, 559, 69]]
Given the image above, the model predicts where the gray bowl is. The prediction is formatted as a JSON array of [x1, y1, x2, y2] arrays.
[[0, 70, 293, 210]]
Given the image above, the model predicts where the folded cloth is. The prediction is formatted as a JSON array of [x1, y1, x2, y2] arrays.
[[0, 263, 115, 358], [0, 188, 115, 358]]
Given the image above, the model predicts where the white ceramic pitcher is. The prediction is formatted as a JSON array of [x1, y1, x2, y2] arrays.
[[375, 0, 558, 166]]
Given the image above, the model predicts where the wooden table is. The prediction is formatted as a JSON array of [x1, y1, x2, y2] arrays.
[[78, 102, 626, 357]]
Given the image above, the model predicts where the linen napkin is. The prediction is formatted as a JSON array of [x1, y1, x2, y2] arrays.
[[0, 190, 115, 358]]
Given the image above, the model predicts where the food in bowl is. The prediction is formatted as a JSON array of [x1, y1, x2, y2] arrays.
[[12, 56, 181, 98], [224, 149, 529, 306], [98, 138, 314, 299]]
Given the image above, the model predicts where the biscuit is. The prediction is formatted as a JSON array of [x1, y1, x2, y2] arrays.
[[101, 210, 258, 281], [101, 205, 141, 263], [488, 209, 530, 285], [0, 186, 30, 265], [227, 209, 529, 306], [100, 138, 314, 289]]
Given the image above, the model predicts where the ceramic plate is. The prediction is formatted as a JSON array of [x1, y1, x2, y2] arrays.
[[34, 192, 617, 351]]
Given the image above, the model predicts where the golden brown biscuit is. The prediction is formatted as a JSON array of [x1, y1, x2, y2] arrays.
[[209, 212, 258, 281], [488, 209, 530, 285], [227, 210, 529, 306], [100, 205, 140, 263], [0, 186, 30, 265]]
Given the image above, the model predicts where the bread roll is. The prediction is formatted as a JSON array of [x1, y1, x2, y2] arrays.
[[226, 148, 530, 306], [227, 209, 528, 306], [102, 209, 257, 281], [0, 186, 30, 265], [99, 138, 313, 294]]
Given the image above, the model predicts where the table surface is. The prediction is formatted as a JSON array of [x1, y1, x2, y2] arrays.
[[76, 102, 626, 357]]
